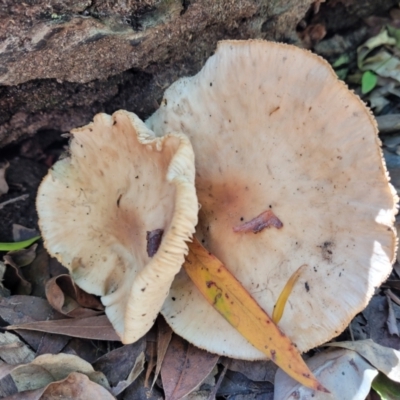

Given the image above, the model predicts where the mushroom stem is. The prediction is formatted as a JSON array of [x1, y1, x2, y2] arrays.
[[233, 209, 283, 234]]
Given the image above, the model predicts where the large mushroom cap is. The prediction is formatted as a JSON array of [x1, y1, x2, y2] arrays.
[[147, 40, 398, 359], [37, 110, 198, 343]]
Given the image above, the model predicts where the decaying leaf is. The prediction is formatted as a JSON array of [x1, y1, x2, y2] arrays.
[[152, 316, 173, 388], [217, 369, 273, 399], [46, 274, 104, 318], [40, 372, 114, 400], [92, 337, 146, 392], [110, 351, 145, 396], [372, 373, 400, 400], [7, 315, 120, 341], [0, 295, 65, 351], [0, 332, 35, 364], [3, 253, 32, 295], [161, 334, 219, 400], [221, 358, 277, 384], [5, 372, 114, 400], [328, 340, 400, 382], [5, 245, 37, 268], [183, 239, 326, 392], [12, 224, 40, 242], [386, 293, 400, 336], [10, 353, 110, 391], [274, 348, 378, 400], [0, 353, 113, 400]]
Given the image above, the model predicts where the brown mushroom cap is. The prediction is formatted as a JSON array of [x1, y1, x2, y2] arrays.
[[147, 40, 398, 359], [37, 110, 198, 343]]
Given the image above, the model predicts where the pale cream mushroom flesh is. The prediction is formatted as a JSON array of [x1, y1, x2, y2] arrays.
[[147, 40, 398, 359], [37, 110, 198, 343]]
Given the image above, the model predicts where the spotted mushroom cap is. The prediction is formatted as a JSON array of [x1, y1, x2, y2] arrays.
[[146, 40, 398, 359], [37, 110, 198, 343]]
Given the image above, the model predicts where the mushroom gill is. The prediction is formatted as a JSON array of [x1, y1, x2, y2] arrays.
[[37, 110, 198, 344]]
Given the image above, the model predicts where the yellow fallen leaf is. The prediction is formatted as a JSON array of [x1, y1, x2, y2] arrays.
[[272, 264, 307, 324], [184, 238, 328, 392]]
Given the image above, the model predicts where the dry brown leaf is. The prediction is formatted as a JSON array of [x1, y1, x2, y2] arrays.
[[221, 357, 277, 384], [22, 246, 50, 298], [0, 295, 65, 351], [36, 333, 70, 357], [7, 315, 121, 341], [161, 334, 219, 400], [93, 337, 146, 388], [152, 316, 173, 388], [5, 245, 37, 268], [0, 332, 35, 364], [123, 372, 164, 400], [145, 338, 157, 387], [10, 353, 110, 392], [40, 372, 114, 400], [3, 255, 32, 295], [110, 351, 145, 396], [3, 372, 114, 400], [45, 275, 104, 318], [12, 225, 39, 242]]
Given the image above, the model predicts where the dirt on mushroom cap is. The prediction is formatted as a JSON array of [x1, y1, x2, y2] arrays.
[[146, 40, 398, 359]]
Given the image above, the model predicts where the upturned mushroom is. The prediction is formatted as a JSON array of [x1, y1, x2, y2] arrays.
[[146, 40, 398, 359], [37, 110, 198, 343]]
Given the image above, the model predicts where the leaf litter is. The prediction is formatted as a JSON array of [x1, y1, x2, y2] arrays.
[[2, 5, 400, 400]]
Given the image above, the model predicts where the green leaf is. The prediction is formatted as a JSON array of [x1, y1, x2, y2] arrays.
[[372, 373, 400, 400], [0, 236, 41, 251], [332, 54, 350, 68], [335, 67, 349, 81], [361, 71, 378, 94]]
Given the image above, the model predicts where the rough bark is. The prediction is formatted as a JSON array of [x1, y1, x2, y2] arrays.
[[0, 0, 397, 148]]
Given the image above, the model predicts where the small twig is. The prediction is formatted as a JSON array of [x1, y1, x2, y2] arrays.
[[348, 321, 354, 342], [0, 194, 29, 210], [207, 360, 229, 400]]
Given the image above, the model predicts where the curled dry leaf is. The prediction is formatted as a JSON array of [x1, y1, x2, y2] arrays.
[[274, 348, 378, 400], [7, 315, 121, 341], [5, 245, 37, 268], [3, 253, 32, 295], [46, 274, 104, 318], [161, 334, 219, 400]]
